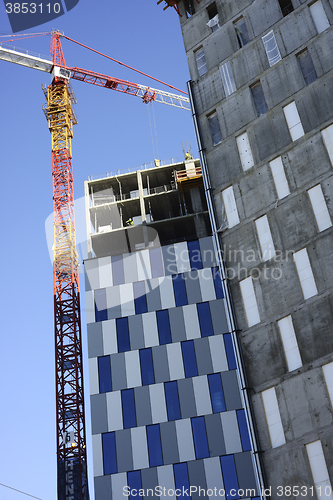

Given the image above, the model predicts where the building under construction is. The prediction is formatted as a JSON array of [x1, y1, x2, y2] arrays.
[[84, 158, 263, 499]]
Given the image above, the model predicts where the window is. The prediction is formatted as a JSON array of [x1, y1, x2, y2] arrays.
[[220, 61, 236, 96], [173, 463, 190, 495], [207, 2, 220, 32], [195, 47, 208, 77], [297, 50, 317, 86], [133, 281, 147, 314], [146, 425, 163, 467], [293, 248, 318, 299], [220, 456, 240, 500], [223, 333, 237, 370], [121, 389, 137, 429], [239, 277, 260, 327], [208, 373, 226, 412], [236, 131, 254, 171], [207, 112, 222, 146], [98, 356, 112, 393], [250, 81, 268, 117], [212, 267, 224, 299], [197, 302, 214, 337], [323, 362, 333, 407], [236, 409, 252, 451], [181, 340, 198, 378], [255, 215, 276, 261], [127, 471, 142, 500], [277, 315, 302, 371], [310, 0, 330, 34], [306, 440, 333, 493], [222, 186, 240, 228], [262, 30, 282, 66], [116, 317, 130, 353], [184, 0, 195, 18], [261, 387, 286, 448], [172, 273, 188, 307], [156, 310, 172, 344], [321, 124, 333, 165], [139, 348, 155, 385], [269, 157, 290, 199], [234, 17, 250, 48], [277, 0, 294, 16], [307, 184, 332, 232], [165, 381, 181, 421], [102, 432, 117, 474], [191, 417, 210, 459], [283, 101, 304, 141], [187, 240, 203, 270], [95, 288, 107, 322]]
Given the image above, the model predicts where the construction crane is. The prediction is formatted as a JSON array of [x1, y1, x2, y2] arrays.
[[0, 30, 190, 500]]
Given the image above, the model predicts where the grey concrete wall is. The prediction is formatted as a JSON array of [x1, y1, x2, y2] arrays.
[[179, 0, 333, 496]]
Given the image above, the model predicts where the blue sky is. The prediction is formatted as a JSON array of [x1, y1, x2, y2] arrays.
[[0, 2, 197, 499]]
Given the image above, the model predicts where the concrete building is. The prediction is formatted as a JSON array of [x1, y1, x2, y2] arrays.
[[83, 159, 263, 499], [173, 0, 333, 497]]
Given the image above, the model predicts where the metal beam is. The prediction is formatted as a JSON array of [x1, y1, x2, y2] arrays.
[[0, 45, 52, 72]]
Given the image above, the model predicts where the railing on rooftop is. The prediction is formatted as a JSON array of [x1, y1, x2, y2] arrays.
[[90, 182, 177, 207], [87, 158, 180, 181]]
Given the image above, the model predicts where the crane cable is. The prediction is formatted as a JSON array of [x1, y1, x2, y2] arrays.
[[0, 32, 50, 43], [62, 34, 187, 95], [0, 482, 42, 500]]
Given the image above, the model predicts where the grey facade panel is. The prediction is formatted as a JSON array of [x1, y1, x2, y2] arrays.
[[178, 378, 197, 419], [134, 386, 152, 427], [204, 413, 226, 457], [184, 270, 202, 305], [160, 421, 180, 465], [141, 467, 158, 494], [115, 429, 133, 473], [152, 345, 170, 384], [94, 475, 112, 500], [106, 286, 121, 320], [221, 370, 242, 411], [169, 307, 187, 342], [128, 314, 145, 351], [234, 452, 258, 495], [123, 253, 138, 284], [187, 460, 207, 500], [193, 338, 213, 376], [87, 322, 104, 359], [91, 394, 108, 435], [209, 300, 229, 335], [162, 245, 177, 276], [146, 278, 162, 312], [199, 237, 216, 268], [85, 259, 99, 291], [110, 353, 127, 391]]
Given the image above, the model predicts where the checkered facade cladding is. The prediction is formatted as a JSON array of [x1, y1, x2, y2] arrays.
[[85, 237, 260, 500]]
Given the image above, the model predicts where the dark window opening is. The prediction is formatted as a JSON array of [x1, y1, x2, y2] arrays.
[[278, 0, 294, 16], [184, 0, 195, 18], [234, 17, 250, 48], [207, 2, 220, 32], [250, 82, 268, 117], [207, 112, 222, 146], [297, 49, 317, 86]]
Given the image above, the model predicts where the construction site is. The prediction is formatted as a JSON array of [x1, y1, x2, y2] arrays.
[[2, 0, 333, 499]]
